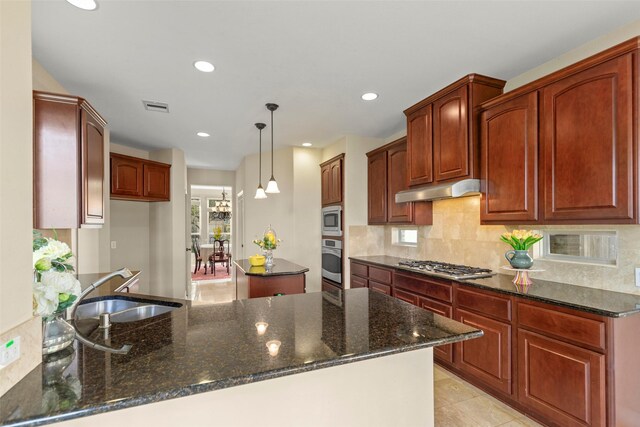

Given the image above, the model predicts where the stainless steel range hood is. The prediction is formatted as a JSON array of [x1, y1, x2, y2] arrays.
[[395, 179, 480, 203]]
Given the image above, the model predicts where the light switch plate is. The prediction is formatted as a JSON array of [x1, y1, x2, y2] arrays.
[[0, 336, 20, 368], [110, 241, 117, 249], [635, 267, 640, 287]]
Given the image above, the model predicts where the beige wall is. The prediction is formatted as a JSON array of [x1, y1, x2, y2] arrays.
[[351, 21, 640, 295], [32, 58, 111, 276], [236, 147, 322, 292], [149, 149, 187, 299], [0, 0, 41, 396]]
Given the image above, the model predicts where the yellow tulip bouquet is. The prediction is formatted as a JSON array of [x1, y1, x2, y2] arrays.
[[500, 230, 543, 250]]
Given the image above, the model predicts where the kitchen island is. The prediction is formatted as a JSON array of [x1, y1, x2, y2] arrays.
[[0, 288, 481, 427], [235, 258, 309, 299]]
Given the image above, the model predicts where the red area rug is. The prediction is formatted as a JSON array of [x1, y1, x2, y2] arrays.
[[191, 263, 231, 281]]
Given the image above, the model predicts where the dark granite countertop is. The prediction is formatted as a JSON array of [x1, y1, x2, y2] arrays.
[[76, 270, 141, 298], [350, 256, 640, 318], [0, 289, 481, 427], [234, 258, 309, 276]]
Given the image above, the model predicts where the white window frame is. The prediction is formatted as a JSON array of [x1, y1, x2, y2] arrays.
[[533, 230, 617, 266], [391, 227, 418, 247]]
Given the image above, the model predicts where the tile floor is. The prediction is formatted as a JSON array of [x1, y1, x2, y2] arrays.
[[434, 365, 543, 427], [190, 278, 235, 305], [189, 282, 545, 426]]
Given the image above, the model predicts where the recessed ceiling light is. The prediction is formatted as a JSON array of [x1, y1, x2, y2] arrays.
[[66, 0, 97, 10], [361, 92, 378, 101], [302, 142, 312, 147], [197, 132, 210, 137], [194, 61, 215, 72]]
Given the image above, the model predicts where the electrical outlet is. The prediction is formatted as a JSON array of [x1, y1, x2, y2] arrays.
[[110, 241, 117, 249], [635, 268, 640, 287], [0, 336, 20, 368]]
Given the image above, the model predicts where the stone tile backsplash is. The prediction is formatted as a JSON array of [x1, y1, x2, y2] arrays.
[[349, 196, 640, 295]]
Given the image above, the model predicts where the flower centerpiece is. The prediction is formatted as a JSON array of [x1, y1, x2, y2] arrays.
[[253, 226, 281, 268], [500, 230, 543, 269], [33, 231, 82, 354]]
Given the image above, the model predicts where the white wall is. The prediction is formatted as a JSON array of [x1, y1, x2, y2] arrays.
[[149, 149, 187, 299], [0, 0, 41, 397], [236, 147, 322, 292]]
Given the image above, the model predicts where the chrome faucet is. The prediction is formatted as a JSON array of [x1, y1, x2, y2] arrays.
[[70, 268, 134, 354]]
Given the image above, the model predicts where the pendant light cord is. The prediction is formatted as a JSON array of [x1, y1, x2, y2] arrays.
[[259, 127, 262, 185], [270, 109, 274, 176]]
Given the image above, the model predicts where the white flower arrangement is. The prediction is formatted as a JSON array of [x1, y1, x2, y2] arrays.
[[32, 231, 81, 317]]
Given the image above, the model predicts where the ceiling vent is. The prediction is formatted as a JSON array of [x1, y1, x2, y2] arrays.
[[142, 100, 169, 113]]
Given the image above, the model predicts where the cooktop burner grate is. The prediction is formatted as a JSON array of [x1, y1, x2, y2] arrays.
[[397, 260, 495, 280]]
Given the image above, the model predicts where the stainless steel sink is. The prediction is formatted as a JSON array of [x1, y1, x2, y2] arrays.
[[109, 305, 177, 323], [76, 297, 181, 322]]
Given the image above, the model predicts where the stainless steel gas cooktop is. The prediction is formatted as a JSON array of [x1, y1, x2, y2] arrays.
[[397, 260, 495, 280]]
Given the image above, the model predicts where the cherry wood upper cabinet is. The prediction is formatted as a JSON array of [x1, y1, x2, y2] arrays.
[[406, 105, 433, 186], [404, 74, 506, 186], [387, 141, 413, 223], [111, 154, 143, 198], [33, 91, 107, 229], [434, 85, 469, 181], [320, 154, 343, 206], [541, 53, 634, 223], [367, 138, 432, 225], [480, 91, 539, 223], [110, 153, 170, 202], [367, 150, 388, 224]]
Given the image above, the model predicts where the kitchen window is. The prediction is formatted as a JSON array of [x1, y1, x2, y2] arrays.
[[392, 227, 418, 247], [536, 230, 617, 266]]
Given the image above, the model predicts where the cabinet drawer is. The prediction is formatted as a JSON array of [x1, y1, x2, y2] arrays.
[[393, 288, 419, 306], [456, 286, 512, 322], [351, 262, 368, 278], [350, 275, 368, 289], [419, 296, 453, 363], [394, 272, 452, 302], [369, 266, 392, 285], [518, 302, 606, 352], [369, 281, 391, 295]]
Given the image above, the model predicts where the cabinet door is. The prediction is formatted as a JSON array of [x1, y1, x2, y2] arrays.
[[387, 140, 413, 223], [406, 104, 433, 186], [481, 92, 538, 223], [350, 275, 368, 289], [321, 164, 331, 205], [143, 163, 170, 200], [434, 86, 469, 182], [33, 94, 80, 229], [330, 159, 342, 204], [518, 329, 605, 427], [111, 154, 143, 198], [542, 54, 634, 222], [81, 107, 105, 226], [367, 150, 388, 224], [455, 308, 512, 395], [419, 296, 453, 363]]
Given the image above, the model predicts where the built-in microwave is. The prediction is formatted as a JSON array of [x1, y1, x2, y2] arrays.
[[322, 206, 342, 237]]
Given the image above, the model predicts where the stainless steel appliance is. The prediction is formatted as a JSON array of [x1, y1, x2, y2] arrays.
[[322, 238, 342, 284], [321, 205, 342, 237], [397, 259, 495, 280]]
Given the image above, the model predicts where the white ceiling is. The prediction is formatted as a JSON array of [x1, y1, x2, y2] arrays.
[[32, 1, 640, 170]]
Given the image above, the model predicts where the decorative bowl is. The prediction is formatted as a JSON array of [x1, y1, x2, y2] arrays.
[[249, 255, 265, 267]]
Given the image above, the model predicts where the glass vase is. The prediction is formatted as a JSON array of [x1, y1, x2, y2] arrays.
[[264, 249, 274, 269], [42, 312, 75, 355]]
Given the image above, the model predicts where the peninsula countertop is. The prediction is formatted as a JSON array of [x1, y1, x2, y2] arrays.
[[350, 255, 640, 318], [0, 289, 481, 427], [234, 258, 309, 276]]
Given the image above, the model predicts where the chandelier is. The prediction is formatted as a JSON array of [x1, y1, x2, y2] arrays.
[[210, 190, 231, 220]]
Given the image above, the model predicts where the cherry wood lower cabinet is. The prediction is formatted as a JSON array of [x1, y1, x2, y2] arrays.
[[350, 259, 640, 426]]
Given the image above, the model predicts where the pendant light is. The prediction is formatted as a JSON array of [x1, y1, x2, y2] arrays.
[[265, 103, 280, 194], [255, 123, 267, 199]]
